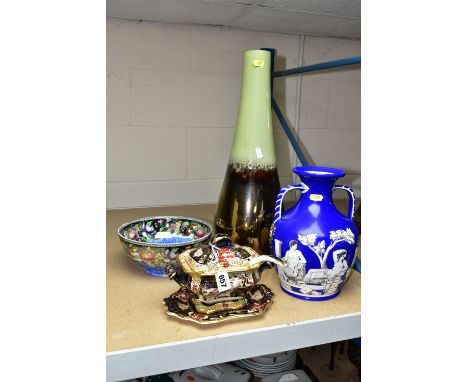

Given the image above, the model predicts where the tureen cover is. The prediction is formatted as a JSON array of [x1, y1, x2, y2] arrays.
[[177, 244, 262, 276]]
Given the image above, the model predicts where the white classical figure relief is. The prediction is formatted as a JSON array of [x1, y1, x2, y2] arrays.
[[282, 240, 307, 280], [279, 229, 355, 296]]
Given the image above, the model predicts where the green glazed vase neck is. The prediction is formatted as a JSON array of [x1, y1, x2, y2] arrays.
[[229, 50, 276, 169]]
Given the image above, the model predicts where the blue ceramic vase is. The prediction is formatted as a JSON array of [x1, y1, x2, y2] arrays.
[[271, 166, 359, 301]]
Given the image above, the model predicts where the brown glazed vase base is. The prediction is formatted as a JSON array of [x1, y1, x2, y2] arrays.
[[214, 163, 280, 255]]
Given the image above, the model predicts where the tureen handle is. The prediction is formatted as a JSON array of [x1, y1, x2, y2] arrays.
[[210, 233, 233, 247], [249, 255, 284, 267]]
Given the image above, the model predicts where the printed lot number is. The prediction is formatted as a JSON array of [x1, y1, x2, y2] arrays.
[[215, 270, 231, 292]]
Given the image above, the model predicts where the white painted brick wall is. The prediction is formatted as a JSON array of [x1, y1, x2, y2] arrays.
[[132, 71, 241, 127], [107, 19, 360, 208], [299, 36, 361, 193]]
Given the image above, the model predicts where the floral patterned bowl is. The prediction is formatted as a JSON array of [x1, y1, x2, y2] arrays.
[[118, 216, 212, 277]]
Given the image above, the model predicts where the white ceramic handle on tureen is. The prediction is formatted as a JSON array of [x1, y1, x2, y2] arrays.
[[249, 255, 284, 267]]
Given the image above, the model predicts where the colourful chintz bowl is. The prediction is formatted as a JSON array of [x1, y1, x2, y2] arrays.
[[118, 216, 212, 277]]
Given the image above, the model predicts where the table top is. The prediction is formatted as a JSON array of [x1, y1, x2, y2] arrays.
[[106, 203, 361, 380]]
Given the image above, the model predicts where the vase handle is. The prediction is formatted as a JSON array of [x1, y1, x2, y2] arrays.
[[333, 185, 356, 220], [274, 183, 308, 224]]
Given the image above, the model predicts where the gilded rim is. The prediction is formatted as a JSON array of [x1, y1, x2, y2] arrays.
[[162, 284, 274, 324], [162, 300, 273, 325]]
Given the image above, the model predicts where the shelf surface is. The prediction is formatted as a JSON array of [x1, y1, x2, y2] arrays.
[[107, 204, 361, 381]]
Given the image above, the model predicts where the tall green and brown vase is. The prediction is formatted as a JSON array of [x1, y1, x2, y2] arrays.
[[214, 50, 280, 254]]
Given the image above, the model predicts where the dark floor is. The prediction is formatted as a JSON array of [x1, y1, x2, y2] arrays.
[[297, 341, 360, 382]]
